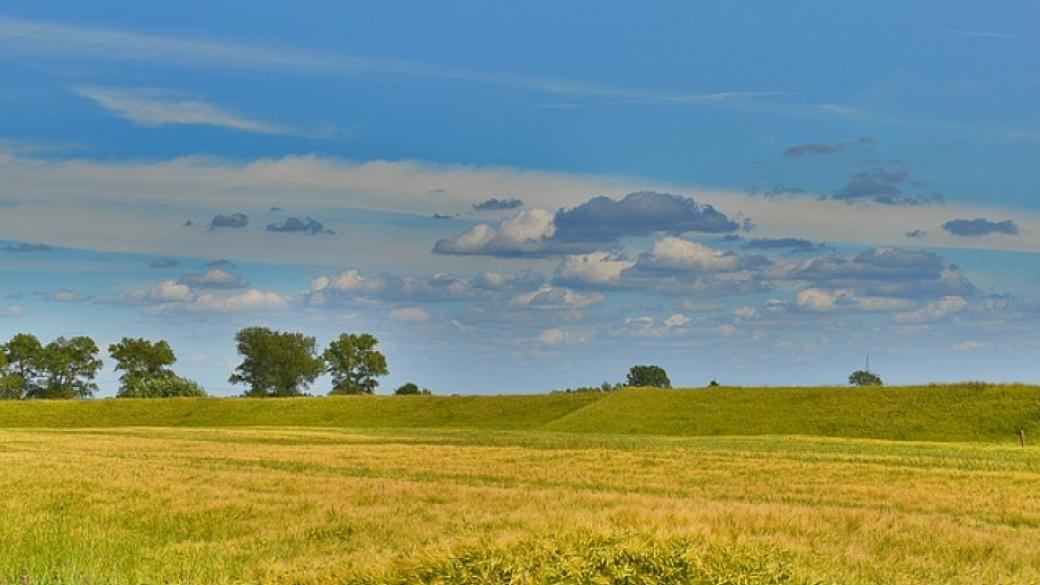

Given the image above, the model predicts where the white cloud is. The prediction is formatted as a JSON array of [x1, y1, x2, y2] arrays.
[[896, 296, 969, 323], [433, 208, 558, 256], [308, 269, 475, 304], [75, 87, 290, 134], [179, 269, 248, 289], [733, 306, 759, 320], [1, 152, 1037, 268], [642, 236, 747, 271], [536, 328, 583, 345], [555, 252, 635, 285], [187, 289, 291, 312], [390, 307, 431, 323], [511, 286, 603, 310], [663, 313, 690, 327], [796, 288, 838, 312]]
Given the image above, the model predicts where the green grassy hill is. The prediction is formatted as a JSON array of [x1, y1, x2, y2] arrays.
[[0, 384, 1038, 443], [544, 384, 1040, 443], [0, 392, 603, 430]]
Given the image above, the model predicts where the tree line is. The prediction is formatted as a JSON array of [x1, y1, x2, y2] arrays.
[[0, 327, 409, 399]]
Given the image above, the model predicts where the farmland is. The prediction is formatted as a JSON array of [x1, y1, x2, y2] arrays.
[[2, 385, 1040, 584]]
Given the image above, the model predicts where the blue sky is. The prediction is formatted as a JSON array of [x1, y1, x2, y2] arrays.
[[1, 2, 1038, 395]]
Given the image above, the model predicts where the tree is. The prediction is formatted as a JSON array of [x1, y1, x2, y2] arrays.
[[110, 337, 177, 391], [2, 333, 43, 399], [119, 372, 208, 398], [229, 327, 324, 397], [324, 333, 389, 395], [30, 336, 103, 399], [626, 365, 671, 388], [849, 370, 883, 387], [394, 382, 431, 395], [0, 351, 17, 400]]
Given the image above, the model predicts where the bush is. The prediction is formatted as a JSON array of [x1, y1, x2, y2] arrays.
[[118, 373, 207, 398], [394, 383, 431, 395]]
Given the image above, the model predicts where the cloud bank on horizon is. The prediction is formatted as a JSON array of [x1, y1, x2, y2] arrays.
[[0, 3, 1038, 394]]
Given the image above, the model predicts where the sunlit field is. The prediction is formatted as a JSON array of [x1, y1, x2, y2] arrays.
[[2, 422, 1039, 584]]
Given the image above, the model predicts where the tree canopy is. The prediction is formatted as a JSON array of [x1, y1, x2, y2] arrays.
[[229, 327, 324, 397], [110, 338, 176, 387], [849, 370, 883, 387], [29, 336, 104, 399], [626, 365, 671, 388], [324, 333, 389, 395]]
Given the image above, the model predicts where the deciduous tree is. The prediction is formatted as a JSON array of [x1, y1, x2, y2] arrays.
[[324, 333, 389, 395], [30, 336, 103, 399], [229, 327, 324, 397], [626, 365, 671, 388], [849, 370, 883, 387]]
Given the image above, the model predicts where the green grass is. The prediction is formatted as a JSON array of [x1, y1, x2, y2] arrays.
[[0, 392, 603, 430], [545, 384, 1040, 443], [1, 384, 1038, 443]]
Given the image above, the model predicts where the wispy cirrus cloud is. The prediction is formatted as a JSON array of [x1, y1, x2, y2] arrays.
[[75, 86, 291, 135], [2, 17, 771, 106]]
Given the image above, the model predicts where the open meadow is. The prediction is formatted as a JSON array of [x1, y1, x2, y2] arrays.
[[2, 385, 1040, 584]]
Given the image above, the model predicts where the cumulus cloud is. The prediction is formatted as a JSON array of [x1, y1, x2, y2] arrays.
[[784, 137, 873, 157], [635, 236, 766, 272], [307, 269, 478, 304], [178, 269, 249, 289], [794, 288, 913, 314], [795, 288, 838, 312], [536, 328, 584, 345], [109, 278, 289, 314], [554, 252, 635, 287], [832, 165, 943, 206], [553, 191, 739, 241], [942, 218, 1019, 237], [435, 191, 741, 257], [895, 296, 969, 323], [433, 208, 562, 256], [473, 198, 523, 211], [766, 248, 975, 299], [266, 216, 326, 234], [553, 237, 768, 296], [186, 289, 291, 312], [389, 307, 431, 323], [113, 280, 193, 305], [614, 312, 693, 337], [511, 286, 603, 310], [473, 270, 545, 291], [210, 213, 249, 229]]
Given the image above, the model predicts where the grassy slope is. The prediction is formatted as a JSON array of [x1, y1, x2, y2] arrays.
[[0, 384, 1038, 443], [0, 393, 604, 430], [546, 384, 1040, 442]]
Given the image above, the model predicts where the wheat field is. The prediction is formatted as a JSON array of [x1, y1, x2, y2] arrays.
[[1, 426, 1038, 584]]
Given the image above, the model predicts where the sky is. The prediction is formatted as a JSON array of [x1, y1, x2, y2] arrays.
[[1, 2, 1038, 395]]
